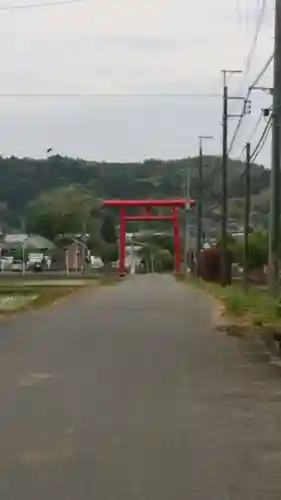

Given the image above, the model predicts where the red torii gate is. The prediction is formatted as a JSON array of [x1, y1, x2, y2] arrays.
[[102, 199, 196, 276]]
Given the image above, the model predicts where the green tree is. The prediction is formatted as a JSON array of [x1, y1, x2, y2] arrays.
[[0, 154, 269, 230], [248, 231, 268, 270], [100, 241, 118, 267], [100, 215, 117, 244], [26, 185, 97, 241], [217, 235, 243, 264], [154, 248, 174, 272], [147, 233, 175, 255]]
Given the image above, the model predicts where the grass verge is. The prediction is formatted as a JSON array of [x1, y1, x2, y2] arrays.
[[182, 276, 281, 329], [0, 286, 82, 315], [0, 274, 122, 316]]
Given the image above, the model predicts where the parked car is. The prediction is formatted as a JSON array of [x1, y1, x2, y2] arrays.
[[90, 257, 104, 270], [11, 260, 23, 272]]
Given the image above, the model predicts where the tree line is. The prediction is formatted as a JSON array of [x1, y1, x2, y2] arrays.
[[0, 154, 269, 230]]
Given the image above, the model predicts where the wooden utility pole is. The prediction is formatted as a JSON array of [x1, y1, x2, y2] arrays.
[[221, 70, 242, 286], [243, 142, 251, 292], [269, 0, 281, 296], [183, 165, 191, 276], [196, 141, 203, 276], [196, 136, 214, 276], [221, 74, 228, 286]]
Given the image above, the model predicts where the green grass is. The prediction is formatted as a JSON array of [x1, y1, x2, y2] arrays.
[[0, 286, 81, 315], [0, 273, 122, 315], [185, 277, 281, 328]]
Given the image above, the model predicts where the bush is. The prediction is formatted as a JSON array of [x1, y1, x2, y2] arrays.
[[154, 249, 174, 272], [248, 231, 268, 270], [217, 235, 243, 264]]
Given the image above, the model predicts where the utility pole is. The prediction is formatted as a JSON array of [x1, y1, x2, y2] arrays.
[[243, 142, 251, 292], [269, 0, 281, 296], [221, 73, 228, 286], [196, 141, 203, 276], [221, 69, 242, 286], [183, 164, 191, 276], [196, 135, 214, 276]]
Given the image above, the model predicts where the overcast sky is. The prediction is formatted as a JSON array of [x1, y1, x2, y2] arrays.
[[0, 0, 274, 164]]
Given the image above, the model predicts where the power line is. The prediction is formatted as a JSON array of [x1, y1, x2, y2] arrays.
[[239, 104, 273, 158], [202, 83, 271, 201], [229, 118, 272, 195], [205, 119, 272, 218], [251, 116, 272, 162], [251, 116, 272, 160], [232, 119, 271, 181], [250, 52, 274, 88], [242, 0, 267, 79], [0, 92, 222, 98], [233, 119, 271, 192], [248, 110, 265, 142], [228, 53, 274, 155], [0, 0, 84, 11], [238, 110, 264, 159]]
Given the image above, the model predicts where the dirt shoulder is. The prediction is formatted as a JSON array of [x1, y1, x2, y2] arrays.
[[178, 275, 281, 363]]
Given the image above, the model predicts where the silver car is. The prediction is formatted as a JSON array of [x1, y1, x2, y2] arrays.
[[11, 260, 23, 272]]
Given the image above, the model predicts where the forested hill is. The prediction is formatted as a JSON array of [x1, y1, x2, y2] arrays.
[[0, 155, 270, 228]]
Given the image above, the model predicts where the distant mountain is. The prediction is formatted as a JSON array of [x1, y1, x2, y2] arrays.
[[0, 155, 269, 228]]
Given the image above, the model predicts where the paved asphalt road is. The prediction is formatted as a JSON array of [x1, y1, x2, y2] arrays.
[[0, 275, 281, 499]]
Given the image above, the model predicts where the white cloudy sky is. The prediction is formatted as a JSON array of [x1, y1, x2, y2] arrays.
[[0, 0, 274, 163]]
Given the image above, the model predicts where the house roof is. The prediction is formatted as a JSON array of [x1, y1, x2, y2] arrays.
[[5, 233, 28, 244], [24, 235, 56, 250], [0, 234, 55, 250]]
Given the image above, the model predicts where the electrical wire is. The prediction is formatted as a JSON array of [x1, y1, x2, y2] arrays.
[[227, 117, 272, 197], [228, 53, 274, 156], [238, 103, 273, 159], [203, 65, 272, 202], [251, 116, 272, 162], [250, 52, 274, 88], [248, 110, 265, 143], [242, 0, 267, 80], [206, 119, 271, 202], [0, 0, 84, 11], [224, 115, 272, 199], [0, 92, 222, 97], [237, 110, 264, 159]]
